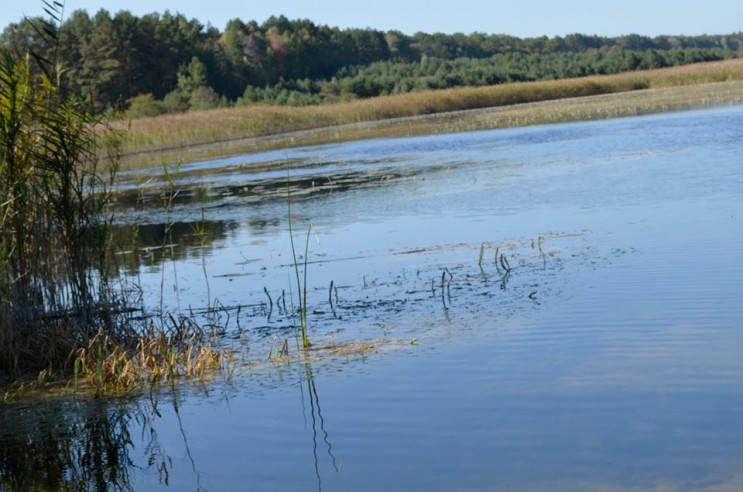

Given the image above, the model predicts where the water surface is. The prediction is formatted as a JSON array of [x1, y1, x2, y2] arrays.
[[3, 106, 743, 491]]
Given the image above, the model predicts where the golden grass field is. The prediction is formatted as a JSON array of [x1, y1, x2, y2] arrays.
[[116, 58, 743, 169]]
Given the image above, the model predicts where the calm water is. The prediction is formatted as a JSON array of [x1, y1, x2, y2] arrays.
[[3, 105, 743, 491]]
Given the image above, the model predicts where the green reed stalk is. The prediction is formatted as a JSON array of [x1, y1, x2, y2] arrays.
[[288, 191, 309, 349]]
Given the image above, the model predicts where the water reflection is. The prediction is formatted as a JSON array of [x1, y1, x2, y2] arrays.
[[300, 360, 340, 492], [0, 389, 202, 492], [171, 390, 207, 491], [111, 220, 239, 274], [0, 362, 344, 491], [6, 106, 743, 490], [1, 398, 141, 491]]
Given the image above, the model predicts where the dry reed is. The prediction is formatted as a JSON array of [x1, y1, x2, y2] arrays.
[[73, 323, 233, 395]]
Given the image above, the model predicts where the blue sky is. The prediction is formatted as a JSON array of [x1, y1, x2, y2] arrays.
[[2, 0, 742, 37]]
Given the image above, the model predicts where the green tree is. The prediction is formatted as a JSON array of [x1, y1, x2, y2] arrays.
[[177, 56, 209, 93], [126, 93, 166, 118]]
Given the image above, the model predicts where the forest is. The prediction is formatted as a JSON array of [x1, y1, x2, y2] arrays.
[[2, 10, 741, 116]]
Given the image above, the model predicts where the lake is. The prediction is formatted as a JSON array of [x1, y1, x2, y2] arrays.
[[2, 105, 742, 491]]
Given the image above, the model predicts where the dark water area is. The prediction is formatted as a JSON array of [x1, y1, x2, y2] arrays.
[[3, 105, 743, 490]]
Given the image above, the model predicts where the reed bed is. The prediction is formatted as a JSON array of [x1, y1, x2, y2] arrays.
[[73, 322, 233, 395], [117, 59, 743, 168], [0, 41, 233, 395]]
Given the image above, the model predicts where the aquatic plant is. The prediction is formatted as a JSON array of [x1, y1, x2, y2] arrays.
[[158, 159, 182, 316], [328, 280, 339, 318], [499, 253, 512, 274], [288, 183, 313, 349], [73, 320, 233, 395], [263, 286, 274, 321], [191, 183, 212, 305]]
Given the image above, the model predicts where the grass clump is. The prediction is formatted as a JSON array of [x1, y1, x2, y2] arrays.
[[73, 322, 233, 395]]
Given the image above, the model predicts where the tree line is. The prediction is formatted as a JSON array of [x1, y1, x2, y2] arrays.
[[2, 10, 740, 116], [239, 48, 733, 106]]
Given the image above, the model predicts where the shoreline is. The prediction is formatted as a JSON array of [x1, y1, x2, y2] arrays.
[[119, 78, 743, 170]]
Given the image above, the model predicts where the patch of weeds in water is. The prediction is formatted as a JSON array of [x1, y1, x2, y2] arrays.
[[531, 236, 546, 268], [72, 318, 235, 396], [0, 15, 236, 397], [266, 337, 290, 362]]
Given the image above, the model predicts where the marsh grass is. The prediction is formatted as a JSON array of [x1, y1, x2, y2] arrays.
[[0, 4, 234, 394], [73, 322, 233, 395], [117, 59, 743, 168], [0, 45, 136, 379]]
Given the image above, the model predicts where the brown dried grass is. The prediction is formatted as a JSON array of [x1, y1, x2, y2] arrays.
[[73, 325, 234, 395]]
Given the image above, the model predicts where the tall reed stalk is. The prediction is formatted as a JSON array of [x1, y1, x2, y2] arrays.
[[288, 193, 311, 349], [0, 5, 135, 377]]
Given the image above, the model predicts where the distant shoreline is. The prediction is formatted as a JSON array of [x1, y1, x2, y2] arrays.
[[117, 60, 743, 170]]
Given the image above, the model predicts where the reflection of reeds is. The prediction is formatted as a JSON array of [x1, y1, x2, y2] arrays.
[[0, 398, 142, 490], [117, 59, 743, 168], [0, 382, 200, 491], [300, 360, 341, 490]]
